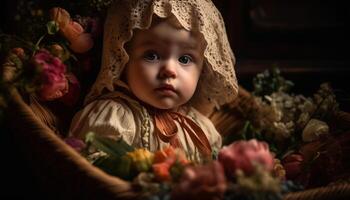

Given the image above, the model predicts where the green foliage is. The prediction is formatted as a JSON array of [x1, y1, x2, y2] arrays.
[[85, 132, 134, 157], [46, 21, 60, 35], [85, 132, 136, 180]]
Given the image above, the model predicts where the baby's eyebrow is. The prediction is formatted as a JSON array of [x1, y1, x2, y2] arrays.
[[179, 42, 198, 50]]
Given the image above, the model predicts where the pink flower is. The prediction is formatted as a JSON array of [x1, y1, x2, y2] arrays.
[[171, 161, 227, 200], [64, 137, 86, 152], [218, 139, 274, 176], [59, 73, 81, 106], [32, 49, 68, 101]]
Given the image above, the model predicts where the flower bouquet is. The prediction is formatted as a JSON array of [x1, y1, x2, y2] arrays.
[[210, 67, 350, 190], [1, 1, 105, 135], [65, 132, 300, 200]]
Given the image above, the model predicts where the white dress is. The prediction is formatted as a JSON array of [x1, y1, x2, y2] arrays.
[[69, 91, 222, 162]]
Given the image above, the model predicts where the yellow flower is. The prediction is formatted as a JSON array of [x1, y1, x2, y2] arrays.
[[125, 148, 154, 172]]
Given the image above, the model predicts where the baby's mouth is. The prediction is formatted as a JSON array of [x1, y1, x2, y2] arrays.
[[155, 84, 177, 95]]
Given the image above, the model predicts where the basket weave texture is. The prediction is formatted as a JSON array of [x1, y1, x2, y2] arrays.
[[5, 86, 350, 200]]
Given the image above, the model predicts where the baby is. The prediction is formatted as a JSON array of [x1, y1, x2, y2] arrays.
[[69, 0, 238, 162]]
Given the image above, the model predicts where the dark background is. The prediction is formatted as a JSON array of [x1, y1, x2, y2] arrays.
[[1, 0, 349, 96], [214, 0, 349, 97], [0, 0, 349, 198]]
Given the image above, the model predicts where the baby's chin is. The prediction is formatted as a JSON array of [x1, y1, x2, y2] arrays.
[[145, 98, 184, 111]]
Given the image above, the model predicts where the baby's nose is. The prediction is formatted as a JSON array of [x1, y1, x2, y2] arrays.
[[159, 59, 177, 78]]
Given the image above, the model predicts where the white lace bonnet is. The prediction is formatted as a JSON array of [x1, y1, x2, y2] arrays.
[[85, 0, 238, 107]]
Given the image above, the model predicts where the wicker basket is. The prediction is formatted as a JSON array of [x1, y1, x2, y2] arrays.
[[4, 86, 350, 199], [5, 87, 138, 199]]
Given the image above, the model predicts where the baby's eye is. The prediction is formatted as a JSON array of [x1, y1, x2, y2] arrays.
[[178, 55, 192, 64], [143, 51, 160, 61]]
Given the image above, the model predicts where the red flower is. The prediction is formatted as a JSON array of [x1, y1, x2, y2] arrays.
[[171, 161, 227, 200], [282, 153, 304, 180], [218, 139, 275, 176], [59, 73, 81, 106], [32, 49, 68, 101]]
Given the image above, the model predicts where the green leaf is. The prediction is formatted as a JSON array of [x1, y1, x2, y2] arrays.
[[46, 21, 60, 35], [85, 132, 134, 158], [92, 153, 135, 180]]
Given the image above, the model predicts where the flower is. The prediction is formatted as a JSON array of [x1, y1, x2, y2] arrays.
[[153, 146, 188, 165], [152, 160, 173, 182], [50, 7, 94, 53], [171, 161, 227, 200], [302, 119, 329, 142], [152, 146, 189, 181], [59, 73, 81, 106], [125, 148, 154, 173], [10, 47, 26, 60], [218, 139, 275, 176], [273, 158, 286, 180], [282, 153, 304, 180], [49, 44, 70, 61], [64, 137, 86, 152], [31, 49, 68, 101]]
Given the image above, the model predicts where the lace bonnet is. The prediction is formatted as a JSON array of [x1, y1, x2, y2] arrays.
[[85, 0, 238, 108]]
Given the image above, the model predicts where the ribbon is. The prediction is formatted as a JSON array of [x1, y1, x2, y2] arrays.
[[152, 109, 212, 157]]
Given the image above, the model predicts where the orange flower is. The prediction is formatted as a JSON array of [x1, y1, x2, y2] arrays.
[[50, 7, 93, 53], [153, 146, 189, 165], [152, 146, 189, 181], [152, 161, 172, 182]]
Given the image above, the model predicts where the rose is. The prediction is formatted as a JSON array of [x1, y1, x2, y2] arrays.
[[31, 49, 68, 101], [171, 161, 227, 200], [218, 139, 274, 177], [59, 73, 81, 106]]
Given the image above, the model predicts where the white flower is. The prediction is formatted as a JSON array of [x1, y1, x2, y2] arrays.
[[302, 119, 329, 142]]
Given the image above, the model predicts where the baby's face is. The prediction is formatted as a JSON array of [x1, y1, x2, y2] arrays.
[[125, 17, 205, 110]]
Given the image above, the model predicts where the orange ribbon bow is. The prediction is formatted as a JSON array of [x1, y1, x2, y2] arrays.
[[152, 109, 212, 157]]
